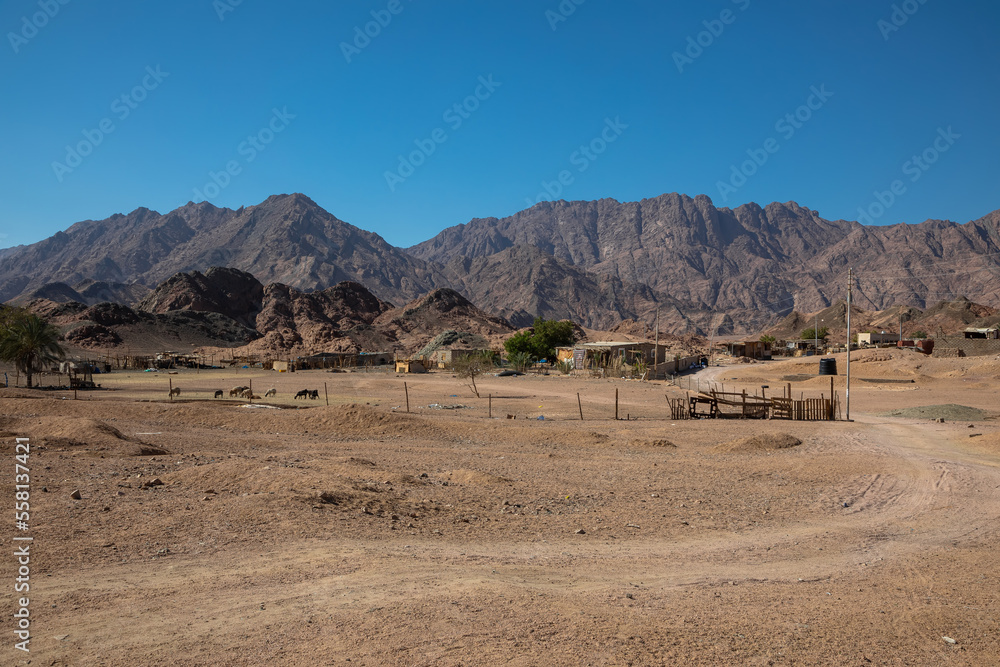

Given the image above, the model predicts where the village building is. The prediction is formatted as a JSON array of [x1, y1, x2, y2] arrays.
[[395, 358, 428, 373], [720, 340, 772, 360], [858, 332, 902, 346], [963, 326, 1000, 339], [427, 348, 483, 369]]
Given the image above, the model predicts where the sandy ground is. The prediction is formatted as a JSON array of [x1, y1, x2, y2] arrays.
[[3, 349, 1000, 665]]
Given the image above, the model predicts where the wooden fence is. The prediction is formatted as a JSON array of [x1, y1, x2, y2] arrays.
[[668, 379, 840, 421]]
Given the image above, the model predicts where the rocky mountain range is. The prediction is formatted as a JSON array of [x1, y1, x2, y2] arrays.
[[410, 196, 1000, 332], [0, 194, 443, 307], [3, 192, 999, 334]]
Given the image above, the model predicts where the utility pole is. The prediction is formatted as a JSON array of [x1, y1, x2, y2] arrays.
[[653, 307, 660, 381], [708, 315, 715, 367], [815, 314, 819, 354], [846, 267, 853, 421]]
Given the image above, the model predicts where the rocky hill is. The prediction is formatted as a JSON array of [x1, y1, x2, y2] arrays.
[[25, 299, 260, 351], [250, 281, 395, 353], [231, 286, 513, 357], [373, 288, 514, 338], [137, 267, 264, 327]]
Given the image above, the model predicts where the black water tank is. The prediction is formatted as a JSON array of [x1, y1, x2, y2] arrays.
[[818, 358, 838, 375]]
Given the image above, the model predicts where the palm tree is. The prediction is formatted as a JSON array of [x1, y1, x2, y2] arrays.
[[0, 312, 65, 388]]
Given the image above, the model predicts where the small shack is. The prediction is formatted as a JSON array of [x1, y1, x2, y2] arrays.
[[722, 340, 772, 360], [858, 332, 902, 346], [963, 326, 1000, 340], [581, 342, 658, 367], [395, 359, 427, 374]]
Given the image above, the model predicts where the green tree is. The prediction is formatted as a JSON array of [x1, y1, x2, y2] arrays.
[[0, 311, 66, 388], [503, 330, 534, 359], [503, 318, 575, 363], [910, 330, 928, 339], [759, 334, 776, 344], [800, 326, 829, 341]]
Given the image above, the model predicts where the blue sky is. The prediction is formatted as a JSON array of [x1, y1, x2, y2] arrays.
[[2, 0, 998, 250]]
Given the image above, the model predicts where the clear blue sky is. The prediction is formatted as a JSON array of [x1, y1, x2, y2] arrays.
[[2, 0, 998, 250]]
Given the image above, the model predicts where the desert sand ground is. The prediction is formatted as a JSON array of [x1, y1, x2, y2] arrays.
[[3, 348, 1000, 665]]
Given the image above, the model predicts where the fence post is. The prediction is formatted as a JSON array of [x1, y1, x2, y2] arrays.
[[615, 388, 619, 420], [578, 392, 584, 421], [829, 376, 834, 420], [404, 382, 410, 413]]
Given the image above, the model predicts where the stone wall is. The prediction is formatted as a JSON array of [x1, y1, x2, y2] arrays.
[[931, 336, 1000, 358]]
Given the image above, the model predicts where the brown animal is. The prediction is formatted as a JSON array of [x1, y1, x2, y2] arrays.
[[214, 390, 224, 398], [168, 387, 180, 398], [264, 388, 277, 398], [229, 386, 248, 398]]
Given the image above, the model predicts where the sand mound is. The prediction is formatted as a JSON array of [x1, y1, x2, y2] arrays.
[[167, 458, 421, 511], [878, 404, 988, 421], [445, 468, 510, 486], [297, 404, 437, 438], [6, 416, 169, 456], [714, 433, 802, 453], [166, 459, 320, 495]]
